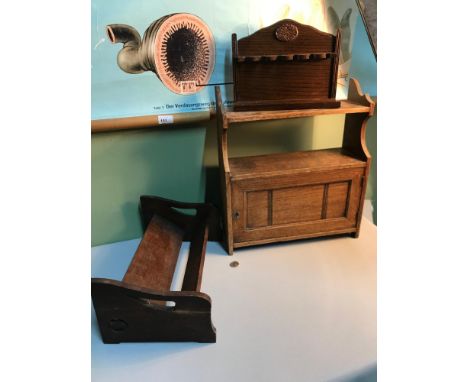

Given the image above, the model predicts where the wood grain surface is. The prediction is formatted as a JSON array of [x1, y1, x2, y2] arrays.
[[215, 78, 374, 255], [229, 148, 366, 180], [232, 19, 341, 111], [91, 196, 217, 343], [224, 101, 371, 123], [123, 214, 183, 291]]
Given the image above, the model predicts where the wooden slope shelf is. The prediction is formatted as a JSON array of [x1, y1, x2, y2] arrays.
[[216, 78, 375, 255], [92, 196, 217, 343]]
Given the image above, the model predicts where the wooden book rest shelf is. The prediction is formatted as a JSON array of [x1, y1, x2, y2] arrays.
[[92, 195, 217, 343]]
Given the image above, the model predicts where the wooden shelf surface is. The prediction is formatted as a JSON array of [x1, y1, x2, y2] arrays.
[[229, 148, 366, 180], [224, 101, 371, 123]]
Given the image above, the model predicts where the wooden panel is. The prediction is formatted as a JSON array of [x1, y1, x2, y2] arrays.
[[272, 185, 324, 225], [234, 214, 356, 245], [234, 168, 364, 195], [231, 168, 364, 245], [182, 223, 209, 292], [326, 182, 350, 219], [123, 214, 183, 291], [246, 191, 270, 228], [232, 98, 340, 112], [233, 227, 357, 249], [230, 149, 366, 180], [237, 20, 334, 56], [216, 86, 234, 255], [236, 60, 332, 101], [231, 182, 245, 244], [233, 19, 339, 111], [225, 101, 372, 123], [92, 279, 216, 343]]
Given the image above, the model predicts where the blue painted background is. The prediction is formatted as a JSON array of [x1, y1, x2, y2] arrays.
[[91, 0, 253, 119]]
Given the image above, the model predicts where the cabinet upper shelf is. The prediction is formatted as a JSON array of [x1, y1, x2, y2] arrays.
[[217, 78, 375, 125], [224, 100, 372, 123]]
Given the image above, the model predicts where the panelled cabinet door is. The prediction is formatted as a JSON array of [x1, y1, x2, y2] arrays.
[[231, 168, 365, 245]]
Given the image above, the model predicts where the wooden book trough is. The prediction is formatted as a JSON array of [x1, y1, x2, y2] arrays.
[[92, 196, 216, 343], [232, 19, 341, 111]]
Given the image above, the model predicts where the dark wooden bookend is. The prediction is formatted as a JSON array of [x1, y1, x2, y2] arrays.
[[92, 195, 217, 343], [232, 19, 341, 111]]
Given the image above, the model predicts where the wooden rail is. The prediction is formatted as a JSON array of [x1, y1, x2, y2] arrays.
[[91, 110, 214, 133]]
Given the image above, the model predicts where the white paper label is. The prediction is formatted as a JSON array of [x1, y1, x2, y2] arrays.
[[158, 115, 174, 124]]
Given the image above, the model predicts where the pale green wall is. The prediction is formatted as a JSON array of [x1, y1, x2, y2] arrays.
[[91, 11, 377, 246], [91, 127, 207, 246]]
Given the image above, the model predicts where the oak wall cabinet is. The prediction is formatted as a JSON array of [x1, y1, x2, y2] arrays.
[[215, 78, 375, 255]]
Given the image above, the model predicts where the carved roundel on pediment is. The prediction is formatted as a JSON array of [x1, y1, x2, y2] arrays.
[[275, 23, 299, 42]]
